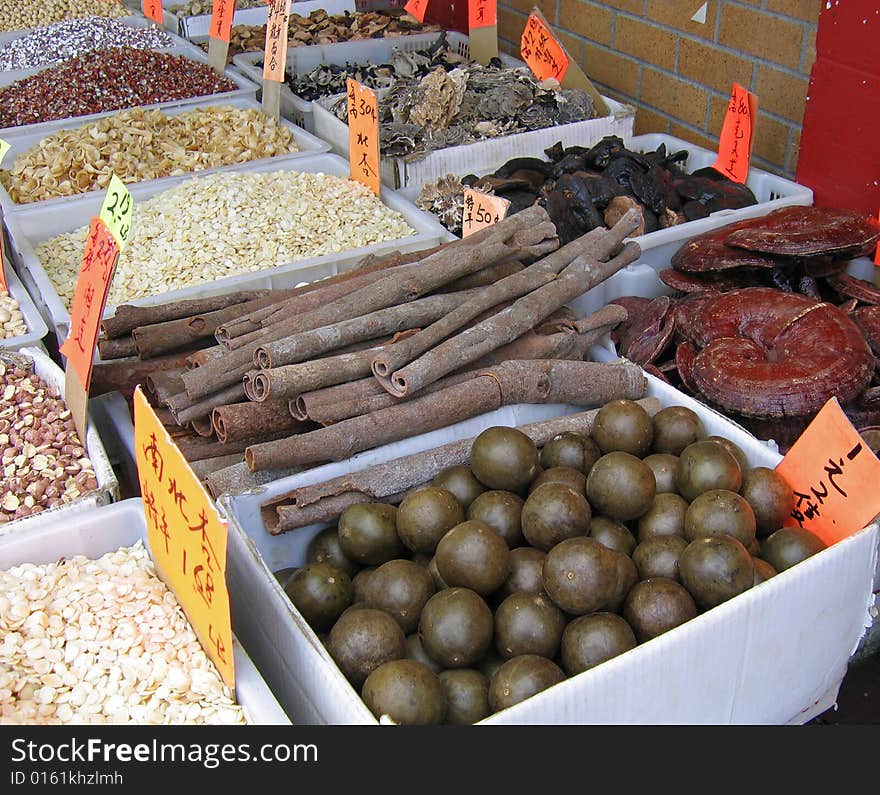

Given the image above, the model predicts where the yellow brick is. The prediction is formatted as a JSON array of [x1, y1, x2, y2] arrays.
[[558, 0, 614, 45], [498, 7, 527, 44], [752, 113, 790, 169], [766, 0, 820, 23], [755, 66, 809, 123], [582, 41, 640, 97], [669, 123, 719, 152], [615, 16, 677, 72], [718, 3, 803, 70], [802, 26, 817, 73], [557, 30, 585, 63], [635, 107, 671, 136], [502, 0, 558, 20], [787, 130, 802, 174], [646, 0, 717, 40], [678, 38, 753, 95], [641, 67, 709, 128]]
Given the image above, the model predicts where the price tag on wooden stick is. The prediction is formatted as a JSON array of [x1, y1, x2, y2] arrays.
[[134, 387, 235, 690], [347, 79, 381, 195], [98, 174, 133, 249], [261, 0, 292, 120], [404, 0, 428, 23], [142, 0, 164, 26], [775, 398, 880, 545], [462, 188, 510, 237], [713, 83, 758, 184], [207, 0, 234, 74], [468, 0, 498, 64], [0, 138, 9, 294]]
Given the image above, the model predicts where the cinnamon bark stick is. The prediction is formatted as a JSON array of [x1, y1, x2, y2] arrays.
[[290, 376, 390, 421], [97, 336, 137, 360], [440, 260, 524, 292], [189, 453, 246, 481], [574, 304, 629, 334], [379, 235, 641, 398], [168, 383, 246, 426], [212, 399, 307, 444], [146, 369, 186, 407], [175, 429, 293, 461], [266, 397, 662, 533], [89, 351, 192, 397], [191, 415, 216, 437], [205, 461, 301, 499]]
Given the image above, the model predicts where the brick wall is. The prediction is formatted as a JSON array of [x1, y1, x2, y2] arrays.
[[497, 0, 819, 178]]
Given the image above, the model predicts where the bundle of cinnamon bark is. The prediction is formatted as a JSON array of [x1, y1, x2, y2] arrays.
[[95, 205, 646, 497]]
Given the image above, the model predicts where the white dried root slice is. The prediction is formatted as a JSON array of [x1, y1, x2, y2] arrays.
[[0, 291, 28, 340], [0, 541, 247, 726], [36, 170, 416, 308], [0, 106, 299, 205]]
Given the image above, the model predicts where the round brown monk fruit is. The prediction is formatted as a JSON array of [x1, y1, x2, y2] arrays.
[[396, 486, 465, 555], [405, 633, 444, 675], [419, 587, 493, 668], [760, 527, 826, 572], [561, 613, 637, 676], [497, 547, 547, 599], [752, 557, 777, 586], [488, 655, 565, 713], [494, 591, 566, 660], [470, 426, 539, 492], [586, 451, 656, 522], [479, 651, 506, 681], [637, 492, 688, 541], [337, 502, 404, 565], [705, 436, 749, 475], [740, 467, 795, 537], [351, 567, 376, 604], [592, 399, 654, 457], [521, 482, 592, 551], [327, 607, 406, 689], [632, 536, 688, 581], [307, 526, 359, 577], [273, 567, 297, 589], [542, 537, 616, 615], [604, 549, 639, 613], [431, 464, 485, 511], [427, 557, 448, 591], [652, 406, 703, 456], [362, 659, 446, 725], [529, 466, 587, 495], [643, 453, 679, 494], [679, 536, 754, 609], [467, 490, 525, 548], [589, 516, 637, 556], [362, 559, 435, 634], [623, 578, 697, 642], [435, 520, 511, 596], [684, 488, 757, 547], [676, 441, 742, 501], [540, 431, 602, 475], [439, 669, 490, 725], [284, 563, 353, 632]]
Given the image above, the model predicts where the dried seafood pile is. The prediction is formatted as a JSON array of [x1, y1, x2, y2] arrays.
[[92, 209, 648, 499], [608, 207, 880, 448], [327, 65, 597, 160], [418, 136, 758, 241]]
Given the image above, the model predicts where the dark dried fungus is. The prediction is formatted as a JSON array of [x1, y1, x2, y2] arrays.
[[826, 272, 880, 305], [644, 364, 672, 384], [659, 269, 723, 293], [670, 218, 782, 273], [724, 206, 880, 258], [686, 288, 875, 418], [675, 339, 699, 393], [854, 306, 880, 354], [610, 296, 672, 364]]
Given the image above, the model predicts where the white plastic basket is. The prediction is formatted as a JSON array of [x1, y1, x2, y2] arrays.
[[219, 375, 879, 724], [0, 253, 48, 351], [0, 497, 290, 724], [173, 0, 356, 38], [4, 153, 449, 343], [233, 30, 525, 133], [0, 95, 330, 212]]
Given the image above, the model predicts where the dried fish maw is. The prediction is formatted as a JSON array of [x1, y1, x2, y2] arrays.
[[671, 219, 782, 273], [724, 206, 880, 257]]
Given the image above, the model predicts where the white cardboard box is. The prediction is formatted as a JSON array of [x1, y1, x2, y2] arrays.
[[219, 375, 879, 724]]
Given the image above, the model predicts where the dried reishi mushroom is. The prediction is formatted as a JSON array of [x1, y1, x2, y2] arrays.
[[671, 218, 782, 273], [827, 272, 880, 305], [854, 306, 880, 355]]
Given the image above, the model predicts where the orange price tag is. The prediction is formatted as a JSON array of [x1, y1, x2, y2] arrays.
[[134, 387, 235, 689], [713, 83, 757, 184], [142, 0, 164, 25], [521, 13, 569, 83], [59, 217, 119, 390], [469, 0, 496, 29], [775, 398, 880, 545], [347, 79, 380, 195], [462, 188, 510, 237], [874, 209, 880, 266], [404, 0, 428, 23], [262, 0, 292, 82], [209, 0, 234, 43], [0, 241, 8, 295]]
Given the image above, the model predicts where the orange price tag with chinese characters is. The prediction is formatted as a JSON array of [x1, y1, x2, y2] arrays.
[[142, 0, 164, 25], [59, 217, 119, 390], [775, 398, 880, 545], [713, 83, 758, 184], [134, 387, 235, 689], [469, 0, 497, 29], [347, 79, 380, 195], [521, 13, 569, 83], [404, 0, 428, 23], [462, 188, 510, 237], [262, 0, 292, 82], [209, 0, 234, 42]]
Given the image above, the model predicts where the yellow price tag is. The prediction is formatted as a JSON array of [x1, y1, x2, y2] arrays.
[[0, 138, 10, 166], [99, 174, 134, 249], [134, 387, 235, 690]]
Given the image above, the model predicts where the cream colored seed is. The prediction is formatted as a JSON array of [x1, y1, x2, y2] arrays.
[[0, 1, 127, 32]]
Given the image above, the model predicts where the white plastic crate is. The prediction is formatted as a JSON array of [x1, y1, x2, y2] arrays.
[[4, 153, 449, 343], [0, 346, 118, 537], [219, 374, 879, 724], [173, 0, 355, 38], [0, 95, 330, 212], [0, 497, 290, 724], [233, 30, 526, 133], [0, 261, 48, 351]]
